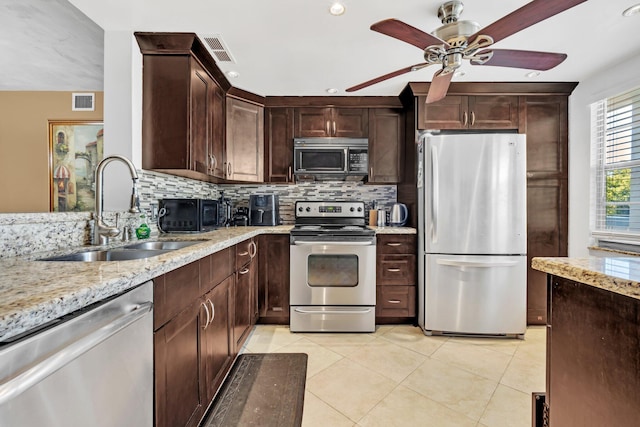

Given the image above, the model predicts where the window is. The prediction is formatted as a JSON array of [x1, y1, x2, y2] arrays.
[[592, 86, 640, 244]]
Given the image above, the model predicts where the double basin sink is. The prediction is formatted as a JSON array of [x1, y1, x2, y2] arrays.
[[40, 240, 208, 262]]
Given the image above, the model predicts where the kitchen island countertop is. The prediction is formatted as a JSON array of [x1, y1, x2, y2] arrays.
[[532, 256, 640, 301], [0, 225, 416, 342]]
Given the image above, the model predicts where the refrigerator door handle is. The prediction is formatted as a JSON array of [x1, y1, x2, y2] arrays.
[[430, 145, 438, 243], [437, 259, 520, 268]]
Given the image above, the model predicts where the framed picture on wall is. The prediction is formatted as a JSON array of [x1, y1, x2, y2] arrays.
[[49, 120, 104, 212]]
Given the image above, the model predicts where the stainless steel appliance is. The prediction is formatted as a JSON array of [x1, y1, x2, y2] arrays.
[[390, 203, 408, 226], [249, 194, 280, 226], [417, 132, 527, 337], [293, 137, 368, 181], [158, 198, 225, 232], [0, 281, 153, 426], [290, 201, 376, 332]]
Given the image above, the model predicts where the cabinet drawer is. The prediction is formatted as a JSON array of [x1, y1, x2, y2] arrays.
[[377, 255, 416, 286], [376, 286, 416, 317], [200, 247, 234, 294], [154, 260, 200, 331], [376, 234, 416, 254], [236, 239, 255, 269]]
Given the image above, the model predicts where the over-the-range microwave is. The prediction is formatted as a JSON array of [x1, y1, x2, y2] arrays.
[[293, 137, 368, 181]]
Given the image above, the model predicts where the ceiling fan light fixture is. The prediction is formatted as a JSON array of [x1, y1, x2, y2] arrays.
[[622, 4, 640, 16], [326, 88, 339, 94], [525, 71, 541, 78], [329, 2, 346, 16], [227, 71, 239, 78]]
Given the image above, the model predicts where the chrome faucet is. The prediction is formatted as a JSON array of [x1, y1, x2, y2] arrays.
[[93, 155, 140, 245]]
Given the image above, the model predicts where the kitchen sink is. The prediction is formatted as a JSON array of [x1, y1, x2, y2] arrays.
[[40, 249, 174, 262], [122, 240, 208, 250]]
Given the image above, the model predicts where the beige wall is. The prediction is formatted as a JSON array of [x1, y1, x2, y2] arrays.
[[0, 91, 104, 213]]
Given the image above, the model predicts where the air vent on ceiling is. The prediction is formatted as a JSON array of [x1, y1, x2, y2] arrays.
[[72, 93, 95, 111], [201, 35, 237, 64]]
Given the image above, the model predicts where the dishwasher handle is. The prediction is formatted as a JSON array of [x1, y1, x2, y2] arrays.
[[0, 301, 153, 405]]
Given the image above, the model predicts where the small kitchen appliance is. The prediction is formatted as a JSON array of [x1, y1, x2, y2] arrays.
[[289, 200, 376, 332], [249, 194, 280, 226], [231, 207, 249, 226], [293, 137, 368, 181], [390, 203, 408, 226], [158, 198, 224, 233]]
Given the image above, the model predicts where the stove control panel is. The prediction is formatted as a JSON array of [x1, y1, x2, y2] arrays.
[[295, 201, 365, 218]]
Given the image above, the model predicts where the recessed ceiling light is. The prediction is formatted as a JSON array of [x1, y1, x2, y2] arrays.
[[453, 70, 466, 77], [622, 4, 640, 16], [227, 71, 239, 78], [525, 71, 541, 78], [326, 88, 339, 94], [329, 2, 346, 16]]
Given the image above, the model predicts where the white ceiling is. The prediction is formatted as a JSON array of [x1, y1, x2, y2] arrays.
[[3, 0, 640, 96]]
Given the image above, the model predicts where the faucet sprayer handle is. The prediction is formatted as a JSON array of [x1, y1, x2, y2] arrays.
[[129, 180, 141, 213]]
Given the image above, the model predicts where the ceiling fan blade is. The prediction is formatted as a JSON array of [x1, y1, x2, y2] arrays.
[[469, 0, 587, 45], [345, 63, 429, 92], [371, 19, 448, 50], [425, 69, 453, 104], [471, 49, 567, 70]]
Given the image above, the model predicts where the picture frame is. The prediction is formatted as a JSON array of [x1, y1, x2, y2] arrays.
[[49, 120, 104, 212]]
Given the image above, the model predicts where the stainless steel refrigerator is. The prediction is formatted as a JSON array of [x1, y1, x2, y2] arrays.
[[417, 132, 527, 337]]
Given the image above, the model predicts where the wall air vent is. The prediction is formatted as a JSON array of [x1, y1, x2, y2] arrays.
[[72, 93, 95, 111], [201, 35, 237, 64]]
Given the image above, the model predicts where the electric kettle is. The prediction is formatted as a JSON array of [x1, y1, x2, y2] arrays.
[[389, 203, 408, 226]]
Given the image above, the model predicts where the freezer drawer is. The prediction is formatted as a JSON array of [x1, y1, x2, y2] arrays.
[[421, 254, 526, 336], [290, 306, 375, 332]]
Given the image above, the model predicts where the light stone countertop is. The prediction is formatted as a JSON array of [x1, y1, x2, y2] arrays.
[[0, 225, 416, 342], [532, 257, 640, 301]]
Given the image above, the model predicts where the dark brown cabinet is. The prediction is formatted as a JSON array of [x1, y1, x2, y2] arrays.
[[257, 234, 290, 324], [543, 275, 640, 426], [376, 234, 417, 322], [226, 97, 264, 182], [418, 95, 519, 130], [264, 107, 295, 183], [368, 108, 404, 183], [520, 96, 568, 325], [233, 238, 257, 352], [294, 107, 368, 138], [209, 84, 226, 178]]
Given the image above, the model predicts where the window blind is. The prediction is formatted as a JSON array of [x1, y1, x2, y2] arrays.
[[592, 86, 640, 243]]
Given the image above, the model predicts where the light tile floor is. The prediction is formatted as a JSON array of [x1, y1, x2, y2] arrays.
[[241, 324, 546, 427]]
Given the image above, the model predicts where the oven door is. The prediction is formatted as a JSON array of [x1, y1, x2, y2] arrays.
[[290, 240, 376, 306]]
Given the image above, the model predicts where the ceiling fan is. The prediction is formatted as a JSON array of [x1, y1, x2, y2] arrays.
[[346, 0, 588, 103]]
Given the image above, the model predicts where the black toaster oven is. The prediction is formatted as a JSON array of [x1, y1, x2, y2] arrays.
[[158, 198, 224, 233]]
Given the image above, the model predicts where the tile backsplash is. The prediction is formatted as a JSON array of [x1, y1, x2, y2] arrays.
[[0, 170, 397, 258]]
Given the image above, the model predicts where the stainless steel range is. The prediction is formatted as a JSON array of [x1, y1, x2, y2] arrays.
[[290, 201, 376, 332]]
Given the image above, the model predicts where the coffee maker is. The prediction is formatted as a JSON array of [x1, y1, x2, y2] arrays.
[[249, 194, 280, 226]]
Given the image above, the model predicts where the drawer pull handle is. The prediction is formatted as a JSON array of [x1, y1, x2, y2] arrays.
[[209, 299, 215, 322], [388, 300, 401, 304], [201, 301, 211, 329], [238, 251, 249, 256], [239, 267, 250, 275], [386, 243, 402, 247], [387, 268, 401, 272]]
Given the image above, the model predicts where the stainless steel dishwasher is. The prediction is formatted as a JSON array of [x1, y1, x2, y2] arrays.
[[0, 281, 153, 427]]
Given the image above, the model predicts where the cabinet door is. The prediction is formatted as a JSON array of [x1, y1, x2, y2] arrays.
[[190, 59, 210, 175], [257, 234, 290, 323], [234, 258, 254, 352], [521, 96, 568, 325], [468, 96, 519, 129], [332, 108, 369, 137], [226, 97, 264, 182], [209, 83, 226, 178], [202, 276, 233, 402], [265, 107, 294, 183], [418, 95, 467, 130], [154, 300, 206, 427], [294, 107, 332, 137], [368, 108, 403, 183]]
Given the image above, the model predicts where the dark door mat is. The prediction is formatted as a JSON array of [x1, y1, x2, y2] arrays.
[[201, 353, 308, 427]]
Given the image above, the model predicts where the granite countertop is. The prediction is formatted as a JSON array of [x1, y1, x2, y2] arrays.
[[532, 257, 640, 301], [0, 225, 416, 342]]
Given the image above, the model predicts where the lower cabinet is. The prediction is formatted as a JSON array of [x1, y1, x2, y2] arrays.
[[257, 234, 290, 324], [375, 234, 417, 323]]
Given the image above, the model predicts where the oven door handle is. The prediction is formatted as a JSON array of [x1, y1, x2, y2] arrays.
[[292, 241, 374, 246], [293, 308, 374, 315]]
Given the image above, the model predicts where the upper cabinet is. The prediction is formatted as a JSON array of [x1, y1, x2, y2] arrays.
[[417, 95, 519, 130], [264, 107, 294, 183], [226, 97, 264, 182], [294, 107, 368, 138], [368, 108, 404, 184]]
